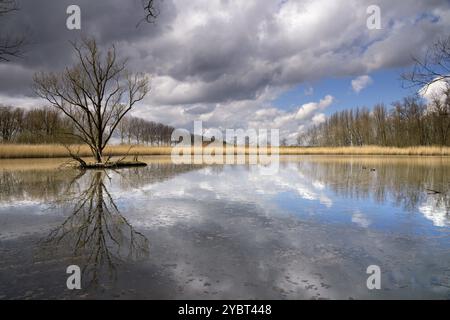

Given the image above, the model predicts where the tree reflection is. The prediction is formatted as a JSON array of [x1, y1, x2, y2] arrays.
[[296, 157, 450, 219], [41, 170, 149, 286]]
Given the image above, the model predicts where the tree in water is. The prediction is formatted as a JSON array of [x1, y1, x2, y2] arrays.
[[33, 38, 149, 165]]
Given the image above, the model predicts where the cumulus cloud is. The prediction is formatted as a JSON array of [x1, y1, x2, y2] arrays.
[[311, 113, 326, 126], [134, 93, 334, 145], [0, 94, 43, 109], [351, 75, 373, 93], [1, 0, 450, 140], [295, 95, 334, 120], [419, 78, 449, 103]]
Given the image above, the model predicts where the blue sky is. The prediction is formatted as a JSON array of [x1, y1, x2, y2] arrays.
[[273, 67, 420, 115]]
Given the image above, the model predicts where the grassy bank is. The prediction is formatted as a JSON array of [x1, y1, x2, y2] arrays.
[[0, 144, 172, 159], [277, 146, 450, 156], [1, 144, 450, 159]]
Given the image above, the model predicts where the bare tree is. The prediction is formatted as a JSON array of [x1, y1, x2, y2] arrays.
[[429, 87, 450, 145], [143, 0, 159, 23], [0, 0, 25, 62], [373, 104, 388, 146], [301, 95, 450, 147], [0, 105, 23, 142], [117, 115, 174, 146], [118, 116, 131, 144], [403, 36, 450, 92], [0, 0, 14, 12], [33, 38, 149, 164]]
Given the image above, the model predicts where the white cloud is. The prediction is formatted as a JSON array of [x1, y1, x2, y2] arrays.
[[419, 197, 450, 227], [312, 113, 326, 126], [123, 0, 450, 107], [352, 211, 371, 228], [295, 95, 334, 120], [0, 94, 44, 109], [128, 0, 450, 139], [419, 78, 449, 103], [3, 0, 450, 142], [134, 94, 334, 143], [351, 75, 373, 93]]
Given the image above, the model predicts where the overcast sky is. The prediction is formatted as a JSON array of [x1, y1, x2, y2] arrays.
[[1, 0, 449, 142]]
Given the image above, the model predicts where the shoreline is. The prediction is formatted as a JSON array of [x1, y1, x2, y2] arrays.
[[1, 144, 450, 159]]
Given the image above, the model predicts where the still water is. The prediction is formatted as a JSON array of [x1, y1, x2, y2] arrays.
[[0, 156, 449, 299]]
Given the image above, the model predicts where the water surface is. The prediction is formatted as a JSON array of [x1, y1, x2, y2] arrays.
[[0, 156, 449, 299]]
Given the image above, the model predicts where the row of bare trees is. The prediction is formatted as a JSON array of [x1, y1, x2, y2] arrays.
[[118, 115, 174, 146], [0, 0, 162, 165], [299, 92, 450, 147], [0, 105, 174, 145], [0, 105, 80, 143]]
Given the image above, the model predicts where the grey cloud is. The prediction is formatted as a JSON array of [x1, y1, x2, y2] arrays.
[[0, 0, 449, 118], [184, 104, 216, 115], [0, 0, 173, 95], [142, 0, 450, 106]]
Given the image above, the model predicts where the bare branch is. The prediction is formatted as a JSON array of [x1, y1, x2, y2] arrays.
[[0, 0, 18, 15], [33, 38, 149, 163], [403, 35, 450, 93], [137, 0, 160, 26]]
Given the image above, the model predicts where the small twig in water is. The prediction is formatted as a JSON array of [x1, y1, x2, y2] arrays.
[[426, 188, 442, 194]]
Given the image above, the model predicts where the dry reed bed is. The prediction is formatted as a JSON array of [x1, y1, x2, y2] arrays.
[[278, 146, 450, 156], [0, 144, 450, 159]]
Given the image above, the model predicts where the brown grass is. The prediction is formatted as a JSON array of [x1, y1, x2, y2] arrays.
[[0, 144, 173, 159], [277, 146, 450, 156], [0, 144, 450, 159]]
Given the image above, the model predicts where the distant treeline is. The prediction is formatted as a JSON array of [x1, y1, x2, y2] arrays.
[[118, 116, 175, 146], [299, 92, 450, 147], [0, 105, 175, 145], [0, 106, 79, 144]]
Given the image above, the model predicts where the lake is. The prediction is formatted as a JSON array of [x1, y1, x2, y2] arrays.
[[0, 156, 449, 299]]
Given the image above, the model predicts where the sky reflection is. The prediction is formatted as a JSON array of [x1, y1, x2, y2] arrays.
[[0, 157, 449, 299]]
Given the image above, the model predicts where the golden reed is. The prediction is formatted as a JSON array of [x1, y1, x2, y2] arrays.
[[1, 144, 450, 159]]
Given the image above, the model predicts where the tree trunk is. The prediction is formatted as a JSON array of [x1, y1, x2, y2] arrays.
[[95, 149, 102, 163]]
